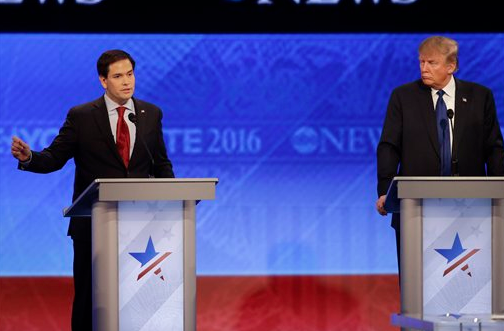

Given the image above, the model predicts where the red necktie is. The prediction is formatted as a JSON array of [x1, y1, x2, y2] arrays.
[[116, 106, 130, 168]]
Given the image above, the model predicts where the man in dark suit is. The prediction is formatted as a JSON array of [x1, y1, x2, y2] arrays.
[[10, 49, 175, 331], [375, 36, 504, 267]]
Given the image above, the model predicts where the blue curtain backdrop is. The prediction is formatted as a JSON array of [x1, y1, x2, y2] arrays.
[[0, 33, 503, 276]]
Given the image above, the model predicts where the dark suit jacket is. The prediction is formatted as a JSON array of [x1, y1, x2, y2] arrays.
[[20, 96, 175, 239], [377, 78, 504, 228]]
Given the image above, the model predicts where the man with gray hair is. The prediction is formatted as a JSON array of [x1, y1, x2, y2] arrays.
[[375, 35, 504, 272]]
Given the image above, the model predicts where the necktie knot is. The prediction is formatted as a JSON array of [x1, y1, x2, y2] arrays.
[[117, 106, 126, 117], [437, 90, 445, 98]]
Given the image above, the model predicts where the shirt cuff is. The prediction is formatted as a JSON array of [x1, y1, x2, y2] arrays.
[[19, 152, 32, 168]]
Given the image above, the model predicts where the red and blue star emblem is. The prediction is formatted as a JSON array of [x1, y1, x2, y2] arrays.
[[129, 236, 171, 281], [435, 233, 479, 277]]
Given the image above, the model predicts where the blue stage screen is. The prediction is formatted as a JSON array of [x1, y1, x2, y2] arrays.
[[0, 33, 503, 276]]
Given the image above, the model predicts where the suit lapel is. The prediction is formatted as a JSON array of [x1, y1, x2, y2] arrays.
[[91, 97, 126, 167], [129, 98, 145, 167], [418, 81, 440, 159], [453, 78, 469, 154]]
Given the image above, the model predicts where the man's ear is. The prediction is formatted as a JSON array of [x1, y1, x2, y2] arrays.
[[99, 75, 107, 89], [447, 62, 456, 75]]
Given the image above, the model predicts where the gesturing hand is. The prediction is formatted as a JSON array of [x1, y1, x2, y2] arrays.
[[11, 136, 32, 162]]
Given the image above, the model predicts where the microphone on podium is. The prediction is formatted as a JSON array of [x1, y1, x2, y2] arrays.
[[446, 109, 459, 176], [128, 112, 155, 176]]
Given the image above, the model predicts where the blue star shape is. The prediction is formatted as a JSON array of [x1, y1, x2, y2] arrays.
[[129, 236, 159, 267], [435, 233, 466, 263]]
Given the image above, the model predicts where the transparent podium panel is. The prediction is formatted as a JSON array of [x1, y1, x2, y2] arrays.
[[391, 314, 504, 331]]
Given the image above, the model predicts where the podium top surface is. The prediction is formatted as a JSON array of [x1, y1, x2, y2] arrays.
[[63, 178, 218, 217], [384, 176, 504, 213]]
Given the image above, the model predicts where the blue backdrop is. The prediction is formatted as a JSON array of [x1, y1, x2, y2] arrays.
[[0, 33, 503, 276]]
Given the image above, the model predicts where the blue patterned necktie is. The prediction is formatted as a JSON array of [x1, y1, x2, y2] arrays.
[[435, 90, 451, 176]]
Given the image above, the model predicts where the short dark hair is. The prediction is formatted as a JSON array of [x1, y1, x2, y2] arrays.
[[97, 50, 136, 78]]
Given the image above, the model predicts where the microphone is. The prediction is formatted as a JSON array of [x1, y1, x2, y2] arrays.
[[128, 112, 155, 177], [446, 109, 455, 131], [446, 109, 459, 176], [127, 112, 137, 124]]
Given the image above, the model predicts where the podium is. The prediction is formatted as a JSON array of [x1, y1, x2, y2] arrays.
[[385, 177, 504, 330], [63, 178, 218, 331]]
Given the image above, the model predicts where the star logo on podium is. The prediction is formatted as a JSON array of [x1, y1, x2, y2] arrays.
[[435, 233, 480, 277], [129, 236, 171, 281]]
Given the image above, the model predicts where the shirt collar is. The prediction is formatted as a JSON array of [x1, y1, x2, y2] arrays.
[[104, 93, 134, 114]]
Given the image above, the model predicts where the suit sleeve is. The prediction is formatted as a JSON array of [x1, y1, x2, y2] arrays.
[[483, 89, 504, 176], [377, 89, 402, 197], [152, 109, 175, 178], [19, 109, 78, 173]]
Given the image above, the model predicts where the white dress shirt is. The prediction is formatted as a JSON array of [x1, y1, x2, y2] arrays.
[[104, 93, 136, 157]]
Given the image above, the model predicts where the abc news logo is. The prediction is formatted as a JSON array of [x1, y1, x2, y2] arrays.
[[291, 126, 380, 155]]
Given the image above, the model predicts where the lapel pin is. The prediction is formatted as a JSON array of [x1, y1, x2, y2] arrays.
[[462, 97, 467, 103], [141, 110, 145, 113]]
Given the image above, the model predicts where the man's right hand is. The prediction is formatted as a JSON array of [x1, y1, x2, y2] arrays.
[[11, 136, 31, 162], [376, 195, 387, 216]]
